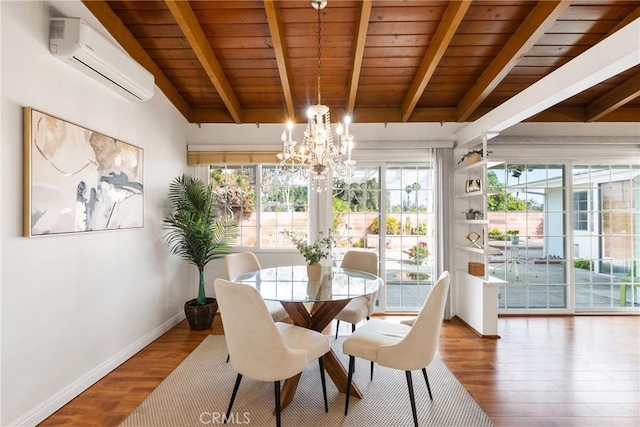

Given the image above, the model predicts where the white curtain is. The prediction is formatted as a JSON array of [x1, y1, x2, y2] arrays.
[[435, 147, 454, 320]]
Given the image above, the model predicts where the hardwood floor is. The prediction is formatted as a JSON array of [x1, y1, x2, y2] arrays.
[[39, 315, 639, 426]]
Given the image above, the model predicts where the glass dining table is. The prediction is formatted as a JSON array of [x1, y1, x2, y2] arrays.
[[235, 265, 384, 410]]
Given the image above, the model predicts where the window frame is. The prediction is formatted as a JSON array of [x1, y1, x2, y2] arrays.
[[572, 190, 590, 231], [207, 164, 311, 250]]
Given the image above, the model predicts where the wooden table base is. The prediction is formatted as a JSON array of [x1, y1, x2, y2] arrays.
[[278, 300, 364, 410]]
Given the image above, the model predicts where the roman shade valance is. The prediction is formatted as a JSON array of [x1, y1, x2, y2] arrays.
[[187, 151, 280, 166]]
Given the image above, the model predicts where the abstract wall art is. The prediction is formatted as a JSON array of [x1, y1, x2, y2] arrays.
[[23, 107, 144, 236]]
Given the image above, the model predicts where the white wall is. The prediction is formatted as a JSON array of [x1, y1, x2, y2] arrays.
[[1, 1, 191, 425]]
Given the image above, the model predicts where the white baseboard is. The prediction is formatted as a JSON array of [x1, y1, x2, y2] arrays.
[[8, 311, 185, 427]]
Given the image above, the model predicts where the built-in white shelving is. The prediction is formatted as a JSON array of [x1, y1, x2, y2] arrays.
[[455, 245, 485, 255], [455, 219, 489, 225], [453, 135, 506, 338], [455, 269, 508, 285], [455, 192, 483, 199]]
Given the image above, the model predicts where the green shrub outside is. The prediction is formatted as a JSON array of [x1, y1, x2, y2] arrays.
[[370, 216, 401, 235], [574, 260, 592, 270], [488, 228, 508, 241], [351, 238, 365, 248], [416, 221, 427, 235], [332, 197, 349, 232]]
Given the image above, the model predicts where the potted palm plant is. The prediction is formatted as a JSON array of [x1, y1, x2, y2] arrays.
[[163, 174, 238, 330]]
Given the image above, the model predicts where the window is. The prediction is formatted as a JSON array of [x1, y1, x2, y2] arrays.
[[384, 165, 435, 310], [487, 163, 568, 310], [209, 165, 309, 248], [260, 166, 309, 247], [331, 167, 381, 252], [573, 165, 639, 309], [330, 163, 436, 311], [486, 161, 639, 311], [573, 191, 589, 231]]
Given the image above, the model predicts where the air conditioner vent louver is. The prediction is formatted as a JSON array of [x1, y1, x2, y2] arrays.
[[49, 17, 154, 102], [72, 55, 145, 101], [50, 19, 64, 39]]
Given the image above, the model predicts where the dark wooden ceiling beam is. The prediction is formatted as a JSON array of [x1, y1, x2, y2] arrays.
[[192, 105, 640, 124], [603, 5, 640, 39], [585, 73, 640, 122], [401, 0, 471, 123], [264, 0, 295, 120], [456, 0, 571, 122], [164, 0, 243, 123], [347, 0, 373, 115], [191, 108, 289, 125], [193, 107, 458, 124], [81, 0, 191, 120]]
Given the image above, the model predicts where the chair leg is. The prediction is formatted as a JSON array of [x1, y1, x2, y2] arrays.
[[370, 361, 374, 381], [351, 323, 356, 333], [225, 374, 243, 424], [335, 320, 340, 339], [366, 316, 370, 321], [405, 371, 419, 427], [345, 356, 355, 415], [318, 357, 328, 413], [226, 353, 230, 363], [274, 380, 281, 427], [421, 368, 433, 400]]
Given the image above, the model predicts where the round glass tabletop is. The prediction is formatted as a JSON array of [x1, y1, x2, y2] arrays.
[[234, 265, 383, 303]]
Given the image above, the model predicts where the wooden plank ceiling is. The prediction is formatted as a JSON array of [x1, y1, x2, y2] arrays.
[[83, 0, 640, 125]]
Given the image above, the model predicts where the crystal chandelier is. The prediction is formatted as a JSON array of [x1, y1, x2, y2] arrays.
[[277, 0, 356, 191]]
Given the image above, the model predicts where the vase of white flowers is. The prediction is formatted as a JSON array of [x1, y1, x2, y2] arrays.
[[306, 263, 322, 281], [282, 230, 335, 280]]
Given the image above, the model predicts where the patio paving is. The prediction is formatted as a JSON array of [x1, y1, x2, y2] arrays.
[[383, 253, 639, 310]]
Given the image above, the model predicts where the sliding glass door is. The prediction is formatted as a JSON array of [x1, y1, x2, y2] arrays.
[[573, 164, 640, 310], [332, 163, 435, 312], [487, 163, 568, 310], [384, 166, 435, 310], [487, 161, 639, 312]]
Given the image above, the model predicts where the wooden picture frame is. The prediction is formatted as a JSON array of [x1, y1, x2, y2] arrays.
[[465, 179, 482, 193], [23, 107, 144, 236]]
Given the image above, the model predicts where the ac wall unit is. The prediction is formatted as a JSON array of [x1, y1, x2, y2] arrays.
[[49, 17, 154, 102]]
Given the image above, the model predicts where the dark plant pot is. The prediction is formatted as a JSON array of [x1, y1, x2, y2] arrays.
[[184, 298, 218, 330]]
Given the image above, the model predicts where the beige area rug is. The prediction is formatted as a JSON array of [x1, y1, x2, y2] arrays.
[[121, 335, 494, 427]]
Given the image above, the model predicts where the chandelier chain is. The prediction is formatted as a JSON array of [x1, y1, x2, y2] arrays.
[[316, 2, 322, 105]]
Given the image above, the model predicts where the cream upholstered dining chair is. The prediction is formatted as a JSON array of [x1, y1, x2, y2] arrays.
[[223, 252, 289, 363], [400, 317, 416, 326], [224, 252, 288, 322], [214, 279, 331, 427], [342, 271, 450, 427], [334, 251, 379, 339]]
